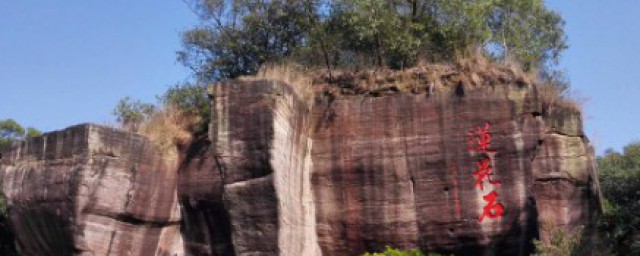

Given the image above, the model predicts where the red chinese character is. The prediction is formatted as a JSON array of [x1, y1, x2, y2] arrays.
[[473, 158, 501, 190], [468, 122, 493, 153], [479, 191, 504, 222]]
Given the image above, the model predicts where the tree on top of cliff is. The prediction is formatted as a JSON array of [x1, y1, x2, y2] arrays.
[[0, 119, 41, 152], [112, 97, 156, 132], [112, 83, 209, 156], [178, 0, 567, 86], [113, 83, 209, 134]]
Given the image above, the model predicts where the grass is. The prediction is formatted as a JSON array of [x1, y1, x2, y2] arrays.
[[245, 52, 580, 115], [307, 50, 534, 95], [537, 83, 582, 113], [238, 63, 316, 105], [138, 107, 200, 159]]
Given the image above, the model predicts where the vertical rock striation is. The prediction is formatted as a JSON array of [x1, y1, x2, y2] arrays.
[[1, 124, 183, 255], [0, 78, 601, 256], [309, 84, 601, 255], [180, 79, 601, 255], [179, 80, 319, 255]]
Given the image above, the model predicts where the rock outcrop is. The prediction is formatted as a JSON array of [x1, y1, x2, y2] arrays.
[[179, 81, 319, 256], [1, 77, 602, 256], [1, 125, 183, 255], [178, 79, 601, 255]]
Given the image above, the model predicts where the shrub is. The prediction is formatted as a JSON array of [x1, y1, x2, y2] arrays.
[[138, 107, 200, 159], [533, 227, 583, 256], [112, 97, 156, 132], [362, 246, 449, 256], [157, 82, 210, 132]]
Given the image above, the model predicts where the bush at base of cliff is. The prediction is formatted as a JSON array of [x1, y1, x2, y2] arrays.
[[362, 246, 449, 256], [597, 143, 640, 255], [533, 227, 583, 256]]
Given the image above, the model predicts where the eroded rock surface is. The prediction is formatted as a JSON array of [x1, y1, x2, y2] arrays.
[[1, 78, 601, 256], [178, 80, 601, 256], [179, 81, 319, 256], [1, 124, 183, 255]]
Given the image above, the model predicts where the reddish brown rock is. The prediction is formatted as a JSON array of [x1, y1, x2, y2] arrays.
[[177, 138, 235, 255], [178, 80, 319, 255], [1, 124, 183, 255], [178, 79, 601, 256], [0, 78, 601, 256]]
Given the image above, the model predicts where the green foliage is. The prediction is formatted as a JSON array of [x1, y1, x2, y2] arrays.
[[597, 143, 640, 255], [179, 0, 567, 83], [330, 0, 421, 69], [486, 0, 567, 70], [0, 119, 42, 152], [113, 83, 211, 133], [157, 83, 210, 132], [361, 246, 449, 256], [26, 127, 42, 138], [179, 0, 317, 81], [112, 97, 156, 132], [532, 141, 640, 256], [533, 227, 583, 256]]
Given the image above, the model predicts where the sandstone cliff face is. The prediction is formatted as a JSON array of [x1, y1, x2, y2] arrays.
[[0, 78, 601, 256], [177, 80, 601, 256], [179, 81, 319, 256], [0, 125, 183, 255]]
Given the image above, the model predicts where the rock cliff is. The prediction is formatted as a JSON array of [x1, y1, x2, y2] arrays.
[[0, 125, 183, 255], [178, 79, 601, 255], [1, 77, 601, 255]]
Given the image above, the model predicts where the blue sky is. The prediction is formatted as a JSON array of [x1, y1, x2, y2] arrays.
[[0, 1, 197, 130], [545, 0, 640, 154], [0, 1, 638, 155]]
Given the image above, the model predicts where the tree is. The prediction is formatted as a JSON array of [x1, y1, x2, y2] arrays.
[[113, 82, 211, 134], [158, 82, 210, 132], [0, 119, 42, 152], [178, 0, 319, 82], [330, 0, 421, 69], [486, 0, 568, 71], [178, 0, 567, 83], [597, 143, 640, 255], [112, 97, 156, 132]]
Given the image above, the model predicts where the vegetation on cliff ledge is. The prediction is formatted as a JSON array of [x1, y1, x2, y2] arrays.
[[0, 119, 41, 153], [113, 0, 572, 148], [179, 0, 567, 85]]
